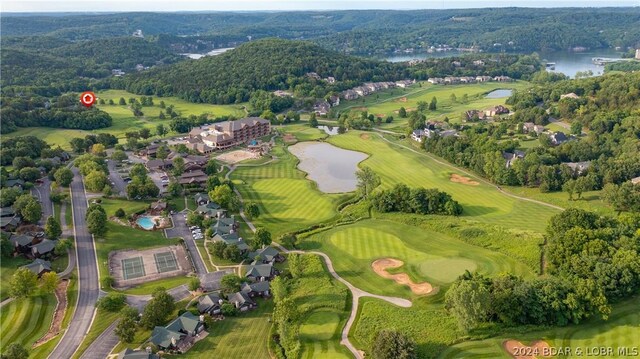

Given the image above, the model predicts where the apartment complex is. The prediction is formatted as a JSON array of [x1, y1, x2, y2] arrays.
[[186, 118, 271, 154]]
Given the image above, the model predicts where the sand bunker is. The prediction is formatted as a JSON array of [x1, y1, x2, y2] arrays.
[[216, 149, 260, 164], [450, 173, 479, 186], [394, 97, 408, 102], [360, 133, 370, 140], [371, 258, 434, 295], [283, 134, 297, 143], [503, 340, 551, 359]]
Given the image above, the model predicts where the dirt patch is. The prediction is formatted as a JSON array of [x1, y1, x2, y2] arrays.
[[375, 114, 386, 118], [450, 173, 480, 186], [394, 97, 408, 102], [360, 133, 370, 140], [503, 340, 551, 359], [283, 133, 297, 143], [216, 149, 260, 164], [353, 107, 368, 111], [33, 279, 69, 348], [371, 258, 434, 295]]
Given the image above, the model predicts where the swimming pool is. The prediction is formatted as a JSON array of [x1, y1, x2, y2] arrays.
[[136, 216, 155, 230]]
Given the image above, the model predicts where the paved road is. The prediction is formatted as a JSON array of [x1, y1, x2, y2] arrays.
[[79, 321, 120, 359], [32, 178, 53, 225], [48, 168, 100, 359], [166, 212, 208, 276], [106, 159, 127, 197]]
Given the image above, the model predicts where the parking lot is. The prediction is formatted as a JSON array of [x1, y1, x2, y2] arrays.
[[165, 212, 208, 275]]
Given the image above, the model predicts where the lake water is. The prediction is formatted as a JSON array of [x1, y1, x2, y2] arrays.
[[384, 49, 625, 78], [136, 216, 155, 230], [485, 89, 513, 99], [317, 125, 340, 135], [181, 47, 234, 59], [288, 142, 368, 193]]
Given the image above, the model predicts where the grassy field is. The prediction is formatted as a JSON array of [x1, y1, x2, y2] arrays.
[[328, 131, 559, 233], [182, 299, 274, 359], [301, 220, 536, 299], [275, 122, 329, 142], [1, 256, 31, 300], [438, 296, 640, 358], [0, 294, 56, 352], [2, 89, 246, 150], [332, 81, 530, 129], [231, 138, 344, 236], [300, 311, 351, 359], [504, 186, 615, 216]]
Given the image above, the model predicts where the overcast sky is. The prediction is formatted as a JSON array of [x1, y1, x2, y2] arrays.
[[3, 0, 639, 13]]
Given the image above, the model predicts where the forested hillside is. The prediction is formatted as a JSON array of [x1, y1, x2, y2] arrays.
[[118, 38, 409, 103], [3, 8, 640, 54]]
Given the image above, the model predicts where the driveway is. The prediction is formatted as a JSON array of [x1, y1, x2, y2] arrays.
[[106, 159, 127, 197], [31, 178, 53, 225], [166, 212, 208, 276], [48, 168, 100, 359]]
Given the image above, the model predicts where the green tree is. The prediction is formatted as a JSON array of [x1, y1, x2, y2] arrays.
[[54, 238, 73, 256], [1, 236, 14, 258], [101, 275, 115, 288], [186, 212, 204, 227], [156, 145, 169, 160], [570, 121, 583, 135], [429, 96, 437, 111], [87, 206, 108, 236], [245, 202, 260, 219], [138, 128, 151, 139], [563, 179, 576, 200], [54, 167, 74, 187], [445, 276, 491, 331], [9, 268, 38, 298], [0, 187, 23, 207], [111, 150, 128, 162], [209, 184, 237, 210], [45, 216, 62, 240], [115, 208, 125, 218], [252, 227, 272, 248], [18, 167, 41, 182], [220, 274, 242, 294], [115, 306, 139, 343], [2, 343, 29, 359], [84, 170, 108, 192], [20, 198, 42, 224], [118, 97, 126, 105], [188, 277, 201, 291], [356, 167, 381, 197], [372, 330, 417, 359], [204, 159, 219, 175], [41, 271, 59, 293], [309, 115, 319, 128], [398, 107, 407, 118], [167, 182, 182, 197], [172, 156, 185, 176], [141, 287, 175, 329]]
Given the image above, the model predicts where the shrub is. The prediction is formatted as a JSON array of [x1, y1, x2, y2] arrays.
[[97, 292, 127, 312], [115, 208, 126, 218], [221, 303, 238, 316]]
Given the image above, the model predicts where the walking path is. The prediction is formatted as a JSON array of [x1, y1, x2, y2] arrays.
[[372, 130, 564, 211]]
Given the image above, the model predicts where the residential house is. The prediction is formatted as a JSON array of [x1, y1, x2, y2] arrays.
[[560, 93, 580, 100], [313, 101, 331, 116], [484, 105, 510, 117], [21, 258, 52, 277], [439, 129, 458, 138], [150, 327, 184, 351], [353, 87, 369, 97], [493, 75, 513, 82], [150, 312, 204, 352], [273, 90, 293, 97], [196, 202, 223, 218], [427, 77, 444, 84], [112, 69, 126, 77], [178, 170, 208, 186], [31, 238, 57, 258], [5, 179, 25, 188], [410, 129, 426, 143], [549, 132, 569, 146], [142, 144, 162, 158], [502, 151, 526, 168], [117, 348, 159, 359], [328, 95, 340, 106], [563, 161, 591, 175], [165, 312, 205, 337], [241, 281, 270, 298], [464, 110, 485, 122], [226, 291, 256, 311], [10, 234, 35, 252], [395, 80, 415, 88], [245, 263, 277, 281], [1, 216, 21, 231], [194, 193, 210, 206], [473, 60, 485, 66], [149, 201, 167, 214], [476, 75, 492, 82], [213, 215, 238, 235], [145, 159, 173, 171], [0, 207, 15, 218], [197, 293, 223, 315], [325, 76, 336, 84], [522, 122, 544, 135], [212, 233, 249, 252], [342, 90, 358, 100], [247, 246, 284, 264], [306, 72, 321, 80]]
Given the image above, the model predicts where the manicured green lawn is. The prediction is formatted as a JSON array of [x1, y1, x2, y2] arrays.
[[332, 81, 530, 128], [181, 299, 274, 359], [300, 311, 352, 359], [232, 140, 343, 236], [2, 89, 246, 150], [301, 220, 536, 299], [438, 296, 640, 359], [100, 198, 151, 217], [328, 131, 559, 233], [1, 256, 32, 300], [275, 123, 328, 142], [0, 294, 56, 352], [504, 186, 615, 216]]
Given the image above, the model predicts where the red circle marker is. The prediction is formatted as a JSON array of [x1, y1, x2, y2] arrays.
[[80, 91, 96, 107]]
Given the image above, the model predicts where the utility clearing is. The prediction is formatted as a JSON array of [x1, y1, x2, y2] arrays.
[[371, 258, 434, 295]]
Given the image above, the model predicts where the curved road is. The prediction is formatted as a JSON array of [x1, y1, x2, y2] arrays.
[[48, 168, 100, 359]]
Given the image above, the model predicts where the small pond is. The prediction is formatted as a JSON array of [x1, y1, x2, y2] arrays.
[[136, 216, 155, 230], [485, 89, 513, 99], [317, 125, 340, 136], [288, 142, 368, 193]]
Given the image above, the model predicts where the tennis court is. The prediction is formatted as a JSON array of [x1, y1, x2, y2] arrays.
[[154, 251, 179, 273], [122, 256, 145, 280]]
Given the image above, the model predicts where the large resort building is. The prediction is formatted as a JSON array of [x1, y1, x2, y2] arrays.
[[186, 118, 271, 154]]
